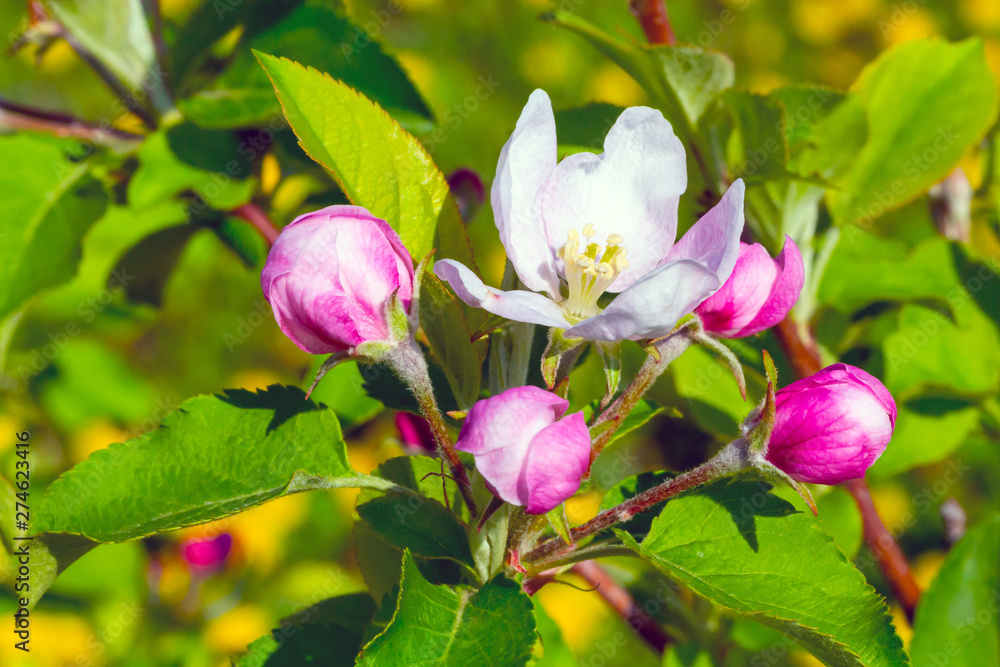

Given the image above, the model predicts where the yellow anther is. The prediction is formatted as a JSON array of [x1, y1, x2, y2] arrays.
[[560, 227, 630, 322]]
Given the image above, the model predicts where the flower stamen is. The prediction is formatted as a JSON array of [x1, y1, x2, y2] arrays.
[[560, 229, 629, 322]]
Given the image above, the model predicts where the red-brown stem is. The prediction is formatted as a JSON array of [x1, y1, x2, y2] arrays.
[[526, 446, 742, 565], [843, 478, 921, 621], [0, 99, 144, 145], [589, 325, 694, 464], [629, 0, 676, 45], [390, 337, 478, 517], [773, 318, 921, 620], [572, 561, 673, 653], [232, 203, 281, 246], [773, 318, 822, 376]]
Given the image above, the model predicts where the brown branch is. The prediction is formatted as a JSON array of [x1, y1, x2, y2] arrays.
[[0, 99, 144, 145], [572, 561, 672, 653], [629, 0, 676, 45], [773, 318, 921, 620], [232, 203, 280, 246], [844, 478, 922, 621]]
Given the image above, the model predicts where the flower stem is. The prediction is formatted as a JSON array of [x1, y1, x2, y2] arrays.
[[388, 337, 478, 517], [589, 323, 695, 463], [525, 441, 745, 564], [233, 203, 280, 246], [628, 0, 676, 46]]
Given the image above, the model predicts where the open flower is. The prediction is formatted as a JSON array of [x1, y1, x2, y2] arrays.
[[695, 237, 804, 338], [766, 364, 896, 484], [455, 386, 590, 514], [434, 89, 745, 342], [261, 205, 414, 355]]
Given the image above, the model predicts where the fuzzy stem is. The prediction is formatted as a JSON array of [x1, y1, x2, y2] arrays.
[[388, 337, 478, 516], [589, 324, 695, 463], [526, 441, 745, 564]]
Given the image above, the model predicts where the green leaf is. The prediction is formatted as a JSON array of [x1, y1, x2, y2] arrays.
[[553, 103, 627, 152], [307, 359, 383, 428], [722, 90, 789, 182], [910, 514, 1000, 667], [818, 232, 960, 312], [883, 301, 1000, 397], [235, 593, 377, 667], [357, 552, 536, 667], [33, 385, 394, 542], [794, 95, 868, 181], [0, 136, 109, 321], [627, 479, 909, 667], [356, 492, 474, 566], [544, 12, 733, 131], [667, 346, 750, 438], [45, 0, 172, 112], [169, 0, 302, 89], [189, 4, 430, 129], [868, 406, 980, 478], [128, 131, 254, 210], [111, 224, 199, 306], [177, 89, 281, 129], [254, 52, 484, 404], [829, 38, 998, 226], [253, 51, 448, 258]]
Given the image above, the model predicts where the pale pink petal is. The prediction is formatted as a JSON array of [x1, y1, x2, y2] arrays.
[[565, 260, 719, 342], [455, 386, 570, 507], [492, 89, 562, 297], [665, 179, 745, 284], [434, 259, 571, 328], [521, 412, 591, 514], [540, 107, 686, 292]]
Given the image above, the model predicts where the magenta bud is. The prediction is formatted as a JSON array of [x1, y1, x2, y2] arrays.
[[766, 364, 896, 485], [261, 205, 414, 355], [696, 236, 804, 338], [395, 412, 436, 453], [447, 167, 486, 222], [455, 386, 591, 514], [181, 533, 233, 571]]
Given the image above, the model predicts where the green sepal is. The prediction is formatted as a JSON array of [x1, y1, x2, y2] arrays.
[[541, 328, 585, 389], [545, 503, 573, 546], [594, 341, 622, 408]]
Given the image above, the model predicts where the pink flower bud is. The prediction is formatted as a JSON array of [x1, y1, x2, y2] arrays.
[[455, 386, 590, 514], [181, 533, 233, 571], [766, 364, 896, 485], [395, 412, 435, 453], [261, 205, 414, 354], [695, 236, 804, 338]]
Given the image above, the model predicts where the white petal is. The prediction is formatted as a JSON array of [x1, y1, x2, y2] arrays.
[[565, 259, 719, 341], [540, 106, 687, 292], [665, 179, 745, 284], [434, 259, 571, 328], [492, 89, 562, 297]]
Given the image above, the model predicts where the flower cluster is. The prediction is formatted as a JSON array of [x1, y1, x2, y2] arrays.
[[259, 89, 895, 520]]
